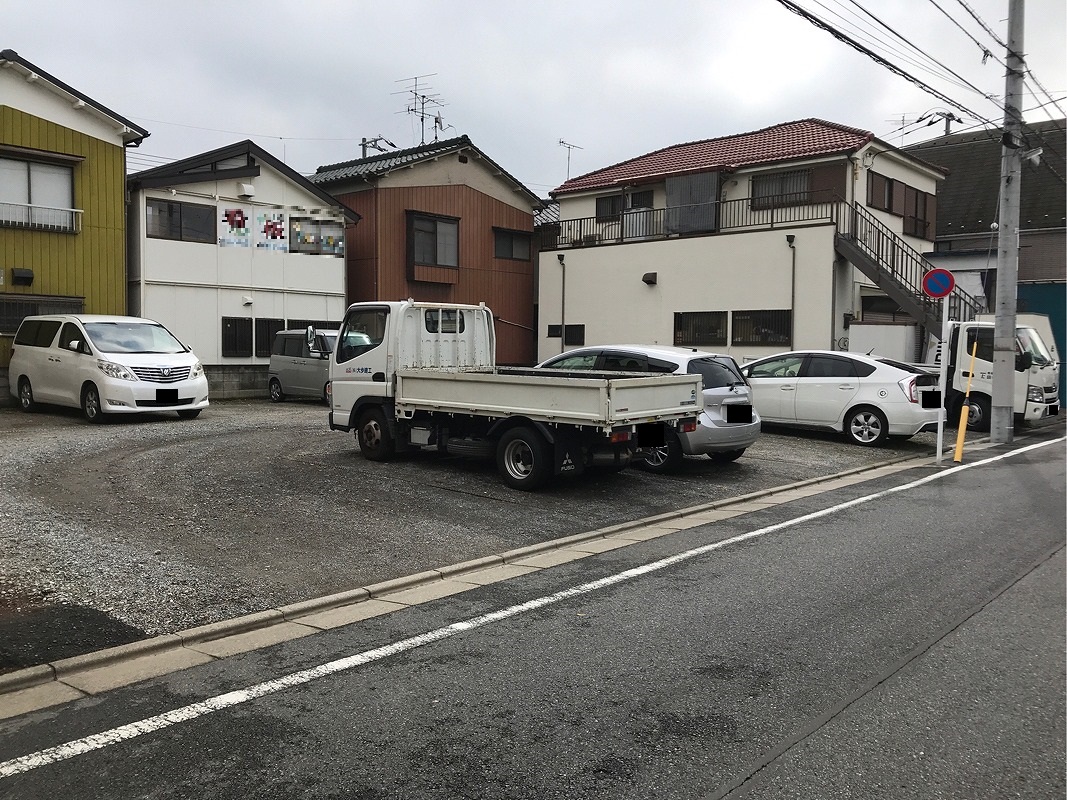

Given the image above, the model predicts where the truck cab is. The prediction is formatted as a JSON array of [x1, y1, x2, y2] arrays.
[[943, 319, 1059, 430]]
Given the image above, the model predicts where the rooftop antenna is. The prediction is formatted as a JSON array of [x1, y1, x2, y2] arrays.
[[394, 74, 447, 146], [361, 135, 397, 158], [559, 139, 583, 179]]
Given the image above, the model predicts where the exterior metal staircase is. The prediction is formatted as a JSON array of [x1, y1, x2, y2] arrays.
[[834, 201, 984, 339]]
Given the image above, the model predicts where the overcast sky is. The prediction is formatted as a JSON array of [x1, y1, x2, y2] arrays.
[[5, 0, 1065, 199]]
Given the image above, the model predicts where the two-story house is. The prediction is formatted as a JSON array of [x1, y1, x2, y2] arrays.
[[537, 118, 983, 364], [126, 140, 359, 398], [0, 48, 148, 397], [309, 136, 541, 365]]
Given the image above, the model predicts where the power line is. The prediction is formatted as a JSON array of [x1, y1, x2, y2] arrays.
[[836, 0, 993, 100], [773, 0, 1003, 125]]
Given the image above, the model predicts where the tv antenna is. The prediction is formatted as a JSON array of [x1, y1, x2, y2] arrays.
[[361, 135, 397, 158], [559, 139, 583, 179], [394, 74, 447, 146]]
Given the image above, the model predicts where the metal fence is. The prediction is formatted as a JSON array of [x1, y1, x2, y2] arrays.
[[539, 192, 836, 250], [0, 201, 82, 233]]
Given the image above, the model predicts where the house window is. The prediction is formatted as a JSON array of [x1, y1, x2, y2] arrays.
[[595, 190, 654, 222], [254, 317, 285, 358], [0, 156, 76, 231], [493, 229, 531, 260], [674, 311, 727, 347], [409, 212, 458, 267], [221, 317, 252, 357], [147, 199, 215, 243], [1, 295, 83, 335], [547, 324, 585, 345], [867, 172, 935, 239], [751, 170, 810, 209], [731, 310, 792, 346], [290, 217, 345, 256]]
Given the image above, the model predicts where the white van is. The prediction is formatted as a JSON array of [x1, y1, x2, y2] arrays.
[[268, 328, 337, 403], [9, 314, 209, 423]]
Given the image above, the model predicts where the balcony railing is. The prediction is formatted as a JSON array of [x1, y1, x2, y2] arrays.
[[539, 192, 837, 250], [0, 201, 83, 233]]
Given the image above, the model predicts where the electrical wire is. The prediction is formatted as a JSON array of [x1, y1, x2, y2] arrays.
[[773, 0, 1003, 126]]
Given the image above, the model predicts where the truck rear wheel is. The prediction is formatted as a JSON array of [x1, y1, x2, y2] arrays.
[[639, 426, 683, 473], [357, 408, 395, 461], [496, 426, 551, 491], [965, 394, 991, 432]]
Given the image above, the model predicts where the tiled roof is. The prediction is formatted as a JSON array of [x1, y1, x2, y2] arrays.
[[311, 136, 473, 184], [553, 119, 874, 196], [904, 119, 1066, 235], [310, 134, 540, 208]]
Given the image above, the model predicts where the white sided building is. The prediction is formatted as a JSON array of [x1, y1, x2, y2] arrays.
[[537, 118, 984, 365], [127, 140, 359, 397]]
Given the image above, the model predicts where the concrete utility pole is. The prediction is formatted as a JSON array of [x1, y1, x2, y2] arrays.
[[991, 0, 1025, 444]]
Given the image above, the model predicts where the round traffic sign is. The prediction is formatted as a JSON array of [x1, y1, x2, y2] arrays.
[[922, 268, 955, 299]]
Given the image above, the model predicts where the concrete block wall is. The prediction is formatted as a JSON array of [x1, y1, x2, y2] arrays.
[[205, 365, 270, 400]]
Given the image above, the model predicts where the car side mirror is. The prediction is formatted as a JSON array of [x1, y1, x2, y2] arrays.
[[1016, 352, 1033, 371]]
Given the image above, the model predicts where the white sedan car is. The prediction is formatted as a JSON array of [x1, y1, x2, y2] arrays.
[[739, 350, 941, 446], [537, 344, 761, 471]]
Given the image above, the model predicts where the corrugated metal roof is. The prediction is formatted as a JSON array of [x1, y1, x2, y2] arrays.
[[534, 200, 559, 227], [553, 118, 875, 196]]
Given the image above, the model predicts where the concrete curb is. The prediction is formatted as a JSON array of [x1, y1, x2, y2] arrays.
[[0, 444, 992, 701]]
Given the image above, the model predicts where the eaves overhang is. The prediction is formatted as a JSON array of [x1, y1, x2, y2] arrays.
[[0, 48, 149, 146]]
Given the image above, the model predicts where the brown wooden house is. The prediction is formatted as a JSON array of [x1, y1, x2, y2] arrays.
[[310, 136, 541, 365]]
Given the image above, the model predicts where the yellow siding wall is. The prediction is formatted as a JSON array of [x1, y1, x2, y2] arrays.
[[0, 107, 128, 365]]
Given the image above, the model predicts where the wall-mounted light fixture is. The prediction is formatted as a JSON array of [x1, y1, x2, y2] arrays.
[[12, 268, 34, 286], [242, 296, 253, 306], [642, 272, 657, 285]]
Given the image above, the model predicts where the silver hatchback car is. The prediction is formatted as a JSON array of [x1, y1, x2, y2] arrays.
[[537, 344, 761, 472]]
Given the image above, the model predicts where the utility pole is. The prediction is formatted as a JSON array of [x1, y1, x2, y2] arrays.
[[991, 0, 1024, 443]]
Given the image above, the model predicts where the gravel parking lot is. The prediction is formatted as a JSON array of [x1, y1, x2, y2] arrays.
[[0, 398, 998, 671]]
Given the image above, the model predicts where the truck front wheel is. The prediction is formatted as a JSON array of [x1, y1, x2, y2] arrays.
[[496, 427, 551, 491], [357, 408, 395, 461]]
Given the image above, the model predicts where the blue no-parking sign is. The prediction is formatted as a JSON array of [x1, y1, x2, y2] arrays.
[[922, 268, 955, 298]]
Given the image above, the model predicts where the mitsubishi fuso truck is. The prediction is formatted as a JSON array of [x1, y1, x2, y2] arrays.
[[323, 300, 703, 490]]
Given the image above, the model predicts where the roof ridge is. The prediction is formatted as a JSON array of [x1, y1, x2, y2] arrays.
[[315, 135, 471, 174], [554, 118, 875, 196]]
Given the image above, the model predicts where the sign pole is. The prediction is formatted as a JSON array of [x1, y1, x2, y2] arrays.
[[922, 268, 955, 466], [935, 297, 949, 465]]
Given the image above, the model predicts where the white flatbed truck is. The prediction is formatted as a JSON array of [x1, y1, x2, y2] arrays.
[[324, 300, 702, 490]]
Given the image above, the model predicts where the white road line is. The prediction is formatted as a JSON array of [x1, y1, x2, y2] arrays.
[[2, 437, 1062, 779]]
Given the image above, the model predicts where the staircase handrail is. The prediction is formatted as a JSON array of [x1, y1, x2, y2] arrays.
[[834, 199, 984, 329]]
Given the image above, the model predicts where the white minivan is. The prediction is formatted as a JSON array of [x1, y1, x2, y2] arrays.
[[9, 314, 209, 422]]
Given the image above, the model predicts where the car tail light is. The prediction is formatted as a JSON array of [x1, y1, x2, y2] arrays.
[[679, 419, 698, 433], [610, 430, 631, 443], [899, 376, 919, 403]]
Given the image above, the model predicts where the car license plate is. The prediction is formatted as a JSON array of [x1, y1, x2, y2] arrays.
[[726, 404, 752, 424], [156, 388, 178, 403]]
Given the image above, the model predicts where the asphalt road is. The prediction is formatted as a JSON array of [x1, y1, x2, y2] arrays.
[[0, 399, 1053, 672], [0, 428, 1062, 798]]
